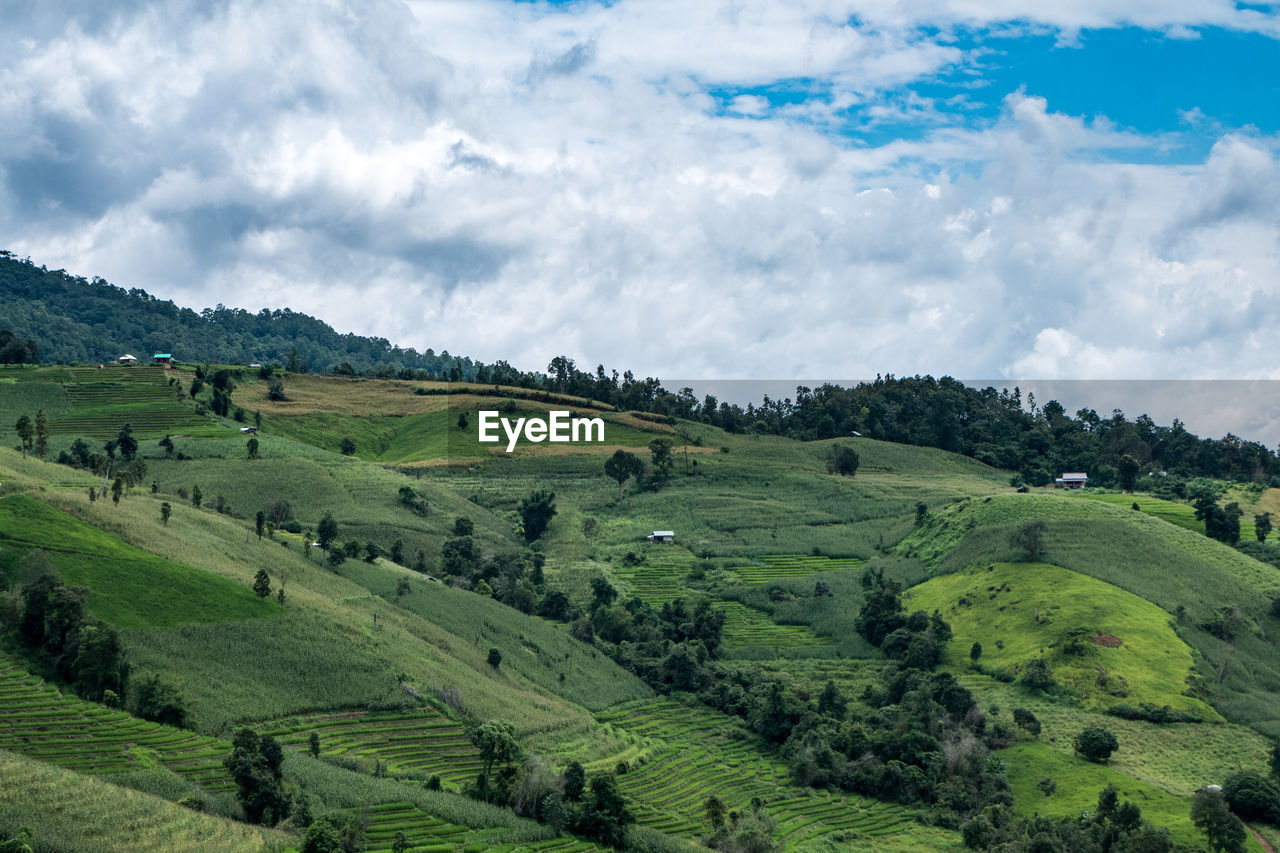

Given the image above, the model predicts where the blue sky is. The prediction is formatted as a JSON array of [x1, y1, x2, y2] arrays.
[[2, 0, 1279, 385]]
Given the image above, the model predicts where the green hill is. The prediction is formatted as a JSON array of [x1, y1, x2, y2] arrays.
[[898, 493, 1280, 733], [904, 562, 1217, 717], [6, 357, 1280, 853]]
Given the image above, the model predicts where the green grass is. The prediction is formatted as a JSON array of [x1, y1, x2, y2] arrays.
[[1072, 491, 1204, 534], [1001, 742, 1263, 851], [263, 406, 664, 465], [905, 562, 1218, 717], [595, 698, 934, 851], [897, 493, 1280, 733], [0, 654, 234, 795], [32, 475, 602, 736], [0, 494, 271, 627], [0, 749, 287, 853], [332, 558, 652, 712]]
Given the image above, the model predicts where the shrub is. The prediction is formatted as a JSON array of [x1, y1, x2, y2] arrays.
[[1074, 727, 1119, 763]]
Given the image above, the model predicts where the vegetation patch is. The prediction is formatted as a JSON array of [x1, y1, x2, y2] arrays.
[[904, 562, 1217, 717], [0, 749, 286, 853], [0, 494, 269, 627], [1002, 741, 1214, 850]]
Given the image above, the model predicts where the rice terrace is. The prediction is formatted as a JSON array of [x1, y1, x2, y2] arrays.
[[6, 258, 1280, 853]]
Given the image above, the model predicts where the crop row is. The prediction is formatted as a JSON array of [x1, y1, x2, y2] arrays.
[[734, 554, 863, 584], [596, 699, 912, 849], [357, 801, 601, 853], [718, 602, 826, 649], [261, 710, 484, 787], [0, 655, 233, 792]]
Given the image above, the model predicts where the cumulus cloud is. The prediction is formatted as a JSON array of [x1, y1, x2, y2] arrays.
[[1, 0, 1279, 385]]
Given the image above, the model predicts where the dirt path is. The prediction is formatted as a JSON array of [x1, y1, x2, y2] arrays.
[[1247, 822, 1277, 853]]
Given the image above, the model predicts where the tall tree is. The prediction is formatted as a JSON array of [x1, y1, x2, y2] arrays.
[[14, 415, 33, 458], [255, 511, 266, 541], [648, 438, 674, 483], [316, 511, 339, 551], [34, 409, 48, 460], [160, 502, 172, 526], [253, 569, 271, 601], [604, 449, 644, 503], [518, 490, 557, 542], [471, 720, 521, 803], [1256, 512, 1273, 543], [1117, 454, 1140, 492], [1191, 787, 1246, 853]]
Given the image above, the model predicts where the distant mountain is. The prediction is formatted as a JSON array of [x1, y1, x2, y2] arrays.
[[0, 252, 475, 376]]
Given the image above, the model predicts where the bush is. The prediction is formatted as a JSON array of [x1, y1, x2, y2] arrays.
[[1222, 771, 1280, 823], [1074, 727, 1118, 763], [1104, 703, 1202, 724]]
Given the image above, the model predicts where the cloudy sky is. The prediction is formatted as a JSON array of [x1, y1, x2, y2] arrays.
[[4, 0, 1280, 384]]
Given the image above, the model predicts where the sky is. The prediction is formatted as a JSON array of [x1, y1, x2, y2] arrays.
[[3, 0, 1280, 389]]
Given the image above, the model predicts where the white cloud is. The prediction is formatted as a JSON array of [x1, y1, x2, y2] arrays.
[[1, 0, 1279, 387]]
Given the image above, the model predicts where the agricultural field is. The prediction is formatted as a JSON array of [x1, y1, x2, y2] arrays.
[[1071, 490, 1204, 534], [262, 709, 483, 788], [332, 558, 653, 712], [0, 750, 288, 853], [0, 493, 270, 627], [1001, 742, 1260, 851], [897, 492, 1280, 733], [8, 359, 1280, 853], [0, 364, 225, 444], [596, 698, 933, 850], [0, 654, 233, 794]]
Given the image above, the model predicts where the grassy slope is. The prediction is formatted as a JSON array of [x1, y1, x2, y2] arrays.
[[1071, 491, 1204, 534], [0, 364, 226, 443], [905, 562, 1217, 717], [0, 749, 287, 853], [0, 466, 601, 738], [333, 558, 651, 711], [0, 494, 271, 627], [10, 367, 1280, 851], [898, 493, 1280, 733], [1002, 742, 1266, 852]]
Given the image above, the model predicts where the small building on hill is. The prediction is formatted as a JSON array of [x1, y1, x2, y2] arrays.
[[152, 353, 174, 367], [117, 354, 137, 364], [648, 530, 675, 543], [1055, 472, 1088, 489], [240, 426, 258, 434]]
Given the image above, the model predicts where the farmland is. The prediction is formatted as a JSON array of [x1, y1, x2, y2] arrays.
[[0, 750, 287, 853], [0, 493, 270, 627], [0, 653, 233, 795], [597, 698, 921, 849], [4, 360, 1280, 852]]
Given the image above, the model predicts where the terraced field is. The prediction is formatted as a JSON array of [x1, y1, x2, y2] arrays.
[[609, 550, 693, 605], [44, 366, 223, 440], [358, 802, 601, 853], [737, 554, 862, 584], [262, 709, 484, 788], [718, 601, 827, 650], [607, 551, 841, 649], [0, 655, 232, 792], [597, 699, 914, 849]]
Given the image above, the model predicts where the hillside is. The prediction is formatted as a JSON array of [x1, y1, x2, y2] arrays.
[[0, 254, 475, 375], [2, 361, 1280, 852]]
